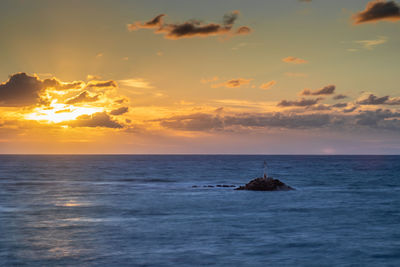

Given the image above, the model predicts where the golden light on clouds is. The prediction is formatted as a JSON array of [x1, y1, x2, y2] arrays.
[[1, 0, 400, 154], [118, 78, 154, 89], [25, 101, 103, 123]]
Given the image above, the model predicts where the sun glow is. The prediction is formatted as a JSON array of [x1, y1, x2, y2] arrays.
[[25, 101, 103, 123]]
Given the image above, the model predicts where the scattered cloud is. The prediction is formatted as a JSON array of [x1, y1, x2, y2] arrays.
[[0, 73, 84, 107], [127, 14, 165, 31], [301, 85, 336, 96], [64, 112, 122, 128], [343, 106, 359, 113], [353, 0, 400, 24], [86, 80, 117, 88], [333, 94, 348, 100], [157, 113, 330, 132], [110, 107, 129, 116], [159, 113, 224, 131], [127, 11, 252, 39], [354, 36, 387, 50], [65, 91, 99, 105], [156, 107, 400, 132], [119, 78, 154, 89], [357, 93, 400, 105], [260, 80, 277, 90], [332, 103, 348, 108], [282, 56, 308, 64], [0, 73, 44, 106], [278, 98, 322, 107], [356, 109, 400, 127], [212, 78, 252, 88], [201, 76, 219, 84], [87, 74, 102, 80]]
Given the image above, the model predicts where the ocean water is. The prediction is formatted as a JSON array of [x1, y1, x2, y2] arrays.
[[0, 155, 399, 266]]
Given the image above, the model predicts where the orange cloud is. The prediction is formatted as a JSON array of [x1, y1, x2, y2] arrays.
[[260, 80, 277, 90], [300, 85, 336, 96], [66, 91, 99, 105], [282, 56, 308, 64], [127, 11, 252, 39], [353, 0, 400, 24], [212, 78, 252, 88]]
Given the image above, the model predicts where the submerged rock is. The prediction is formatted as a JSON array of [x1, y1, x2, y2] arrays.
[[192, 184, 237, 188], [235, 177, 294, 191]]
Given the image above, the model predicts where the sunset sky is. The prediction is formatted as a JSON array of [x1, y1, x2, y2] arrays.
[[1, 0, 400, 154]]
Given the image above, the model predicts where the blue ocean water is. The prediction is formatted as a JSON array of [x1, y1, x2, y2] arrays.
[[0, 155, 399, 266]]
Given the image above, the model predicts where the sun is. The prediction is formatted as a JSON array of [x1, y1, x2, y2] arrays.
[[25, 100, 103, 124]]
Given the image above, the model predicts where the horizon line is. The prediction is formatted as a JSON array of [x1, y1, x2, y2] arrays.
[[0, 153, 398, 156]]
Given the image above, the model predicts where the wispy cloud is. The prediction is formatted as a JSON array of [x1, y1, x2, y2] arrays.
[[212, 78, 252, 88], [354, 36, 387, 50], [118, 78, 154, 89], [201, 76, 219, 84], [282, 56, 308, 64], [260, 80, 277, 90]]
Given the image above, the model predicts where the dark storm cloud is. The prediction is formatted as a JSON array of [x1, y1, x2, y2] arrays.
[[127, 11, 251, 39], [353, 0, 400, 24], [301, 85, 336, 96], [110, 107, 129, 116], [65, 91, 99, 104], [65, 112, 122, 128], [277, 98, 322, 107]]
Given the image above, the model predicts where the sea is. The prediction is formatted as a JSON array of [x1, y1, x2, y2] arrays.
[[0, 155, 399, 266]]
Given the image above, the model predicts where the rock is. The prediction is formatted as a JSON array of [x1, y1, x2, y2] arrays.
[[192, 184, 236, 188], [235, 177, 294, 191]]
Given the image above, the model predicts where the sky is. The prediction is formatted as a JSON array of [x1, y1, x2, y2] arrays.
[[0, 0, 400, 154]]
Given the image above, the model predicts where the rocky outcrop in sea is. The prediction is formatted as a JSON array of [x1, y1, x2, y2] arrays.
[[235, 177, 294, 191]]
